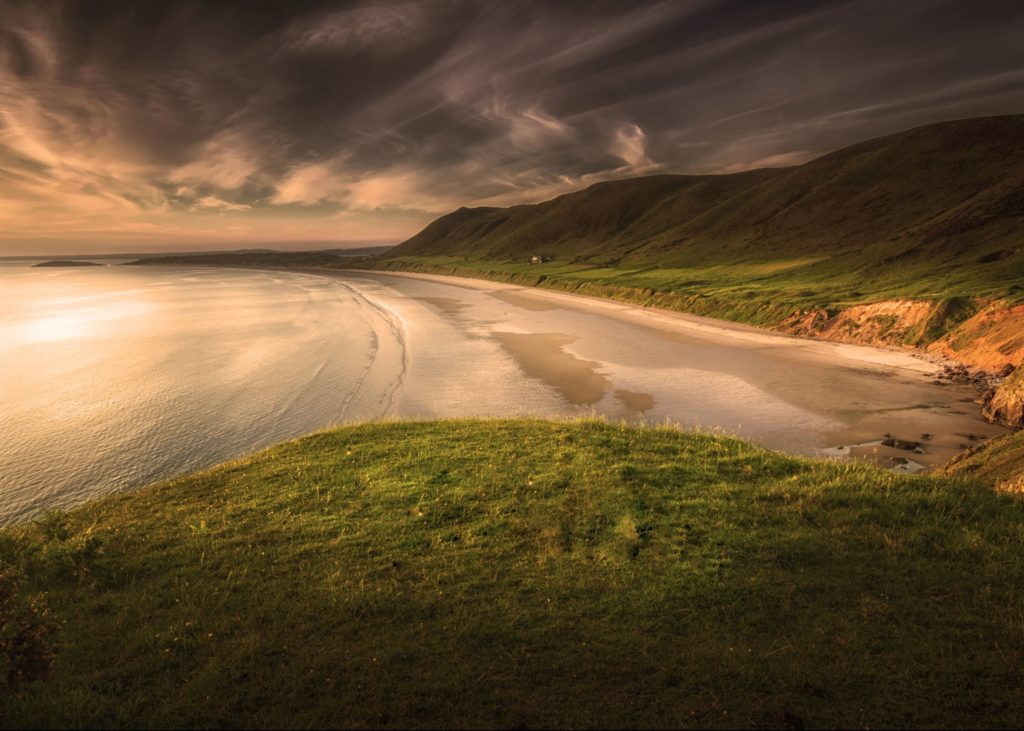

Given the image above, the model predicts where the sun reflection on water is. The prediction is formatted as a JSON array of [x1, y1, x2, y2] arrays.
[[20, 300, 155, 344], [23, 313, 91, 343]]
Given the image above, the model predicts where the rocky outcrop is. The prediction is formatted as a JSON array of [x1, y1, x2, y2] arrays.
[[983, 367, 1024, 428]]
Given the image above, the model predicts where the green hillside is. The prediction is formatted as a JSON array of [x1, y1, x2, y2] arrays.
[[372, 116, 1024, 351], [3, 420, 1024, 728], [385, 115, 1024, 296]]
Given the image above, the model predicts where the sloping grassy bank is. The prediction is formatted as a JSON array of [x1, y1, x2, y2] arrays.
[[370, 255, 812, 327], [2, 419, 1023, 728], [942, 428, 1024, 491]]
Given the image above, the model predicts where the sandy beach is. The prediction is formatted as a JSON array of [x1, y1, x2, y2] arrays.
[[306, 268, 1007, 470]]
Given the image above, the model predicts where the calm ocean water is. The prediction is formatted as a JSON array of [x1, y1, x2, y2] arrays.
[[0, 263, 395, 524]]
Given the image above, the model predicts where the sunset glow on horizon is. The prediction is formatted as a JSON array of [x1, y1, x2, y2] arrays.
[[2, 0, 1024, 255]]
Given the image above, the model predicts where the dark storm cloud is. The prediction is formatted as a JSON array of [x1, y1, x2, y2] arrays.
[[1, 0, 1023, 250]]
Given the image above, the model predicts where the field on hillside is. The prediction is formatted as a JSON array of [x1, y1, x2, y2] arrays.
[[2, 420, 1023, 729]]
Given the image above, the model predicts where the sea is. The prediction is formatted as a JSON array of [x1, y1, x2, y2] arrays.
[[0, 262, 402, 523]]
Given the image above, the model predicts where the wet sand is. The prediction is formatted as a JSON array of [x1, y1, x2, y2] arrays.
[[308, 268, 1007, 469], [492, 332, 614, 405]]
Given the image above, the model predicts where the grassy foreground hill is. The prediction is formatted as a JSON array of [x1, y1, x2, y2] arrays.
[[3, 419, 1023, 728], [372, 116, 1024, 405]]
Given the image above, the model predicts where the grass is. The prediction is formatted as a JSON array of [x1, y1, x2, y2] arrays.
[[366, 253, 992, 329], [942, 428, 1024, 488], [2, 419, 1023, 728]]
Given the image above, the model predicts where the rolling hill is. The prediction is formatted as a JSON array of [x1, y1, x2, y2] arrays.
[[4, 419, 1024, 728], [386, 115, 1024, 279]]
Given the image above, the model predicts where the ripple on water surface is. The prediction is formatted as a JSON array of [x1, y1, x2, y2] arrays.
[[0, 266, 391, 524]]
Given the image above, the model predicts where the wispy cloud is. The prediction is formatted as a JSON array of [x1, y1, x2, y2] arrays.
[[609, 123, 652, 168], [0, 0, 1022, 253], [271, 163, 347, 206], [285, 2, 425, 52], [192, 196, 252, 212]]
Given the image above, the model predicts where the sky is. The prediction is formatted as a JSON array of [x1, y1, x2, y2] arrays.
[[1, 0, 1023, 255]]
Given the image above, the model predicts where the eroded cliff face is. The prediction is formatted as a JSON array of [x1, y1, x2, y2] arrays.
[[929, 303, 1024, 371], [779, 298, 1024, 428], [780, 300, 936, 348]]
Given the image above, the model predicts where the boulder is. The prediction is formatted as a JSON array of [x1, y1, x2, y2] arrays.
[[882, 437, 922, 451]]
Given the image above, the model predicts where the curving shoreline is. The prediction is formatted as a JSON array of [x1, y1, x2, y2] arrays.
[[304, 267, 1008, 470]]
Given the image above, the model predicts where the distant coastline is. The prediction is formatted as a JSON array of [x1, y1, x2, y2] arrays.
[[125, 246, 392, 269], [32, 260, 103, 267]]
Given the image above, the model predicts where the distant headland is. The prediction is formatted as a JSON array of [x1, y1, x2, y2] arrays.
[[32, 260, 103, 267]]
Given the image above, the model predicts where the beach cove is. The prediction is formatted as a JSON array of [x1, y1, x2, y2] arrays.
[[0, 262, 1005, 523]]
